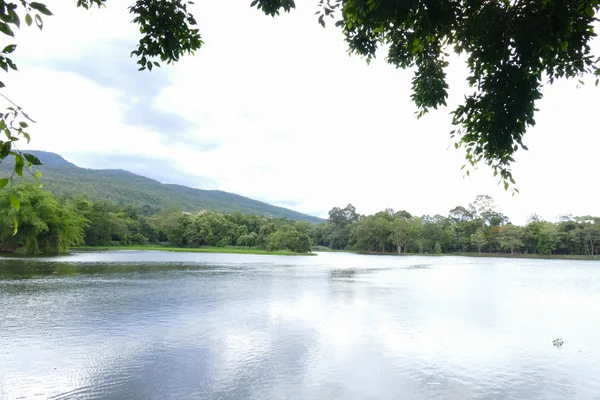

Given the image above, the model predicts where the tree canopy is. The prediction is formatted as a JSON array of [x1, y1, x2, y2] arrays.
[[314, 196, 599, 257], [1, 184, 598, 257], [0, 0, 599, 200], [0, 183, 87, 253]]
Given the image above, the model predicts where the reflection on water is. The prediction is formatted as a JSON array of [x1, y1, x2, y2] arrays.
[[1, 251, 600, 399]]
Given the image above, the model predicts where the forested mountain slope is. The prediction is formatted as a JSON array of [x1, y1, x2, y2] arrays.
[[0, 151, 322, 223]]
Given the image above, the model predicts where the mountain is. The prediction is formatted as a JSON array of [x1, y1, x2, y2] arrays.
[[0, 151, 323, 223]]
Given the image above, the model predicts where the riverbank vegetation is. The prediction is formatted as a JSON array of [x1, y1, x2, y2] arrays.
[[1, 185, 598, 258], [1, 184, 313, 255], [312, 196, 599, 258], [75, 245, 309, 256]]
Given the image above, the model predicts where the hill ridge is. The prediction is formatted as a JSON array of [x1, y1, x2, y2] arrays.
[[1, 151, 322, 223]]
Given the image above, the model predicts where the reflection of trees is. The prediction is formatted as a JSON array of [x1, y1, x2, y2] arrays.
[[0, 261, 220, 281], [330, 269, 357, 280]]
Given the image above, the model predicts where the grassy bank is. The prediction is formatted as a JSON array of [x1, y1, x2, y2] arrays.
[[74, 245, 315, 256]]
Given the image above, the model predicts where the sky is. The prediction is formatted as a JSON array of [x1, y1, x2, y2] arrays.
[[4, 1, 600, 224]]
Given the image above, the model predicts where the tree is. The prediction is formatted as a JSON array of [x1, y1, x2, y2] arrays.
[[497, 224, 524, 255], [352, 215, 390, 252], [523, 219, 544, 254], [537, 222, 559, 255], [237, 232, 258, 247], [390, 217, 409, 254], [0, 184, 87, 253], [2, 0, 600, 195], [580, 219, 600, 256], [405, 217, 424, 253], [469, 195, 497, 230], [266, 225, 311, 253], [326, 204, 358, 249], [449, 206, 473, 223], [470, 229, 487, 253]]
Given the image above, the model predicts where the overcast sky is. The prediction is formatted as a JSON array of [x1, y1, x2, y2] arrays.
[[5, 1, 600, 223]]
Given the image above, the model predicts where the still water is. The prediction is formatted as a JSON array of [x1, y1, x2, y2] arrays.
[[1, 251, 599, 400]]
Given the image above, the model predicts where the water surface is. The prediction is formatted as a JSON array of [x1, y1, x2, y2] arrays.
[[1, 251, 599, 399]]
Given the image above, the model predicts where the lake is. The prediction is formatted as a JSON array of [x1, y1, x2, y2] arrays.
[[1, 251, 599, 399]]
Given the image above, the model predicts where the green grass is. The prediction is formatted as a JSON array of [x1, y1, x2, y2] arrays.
[[74, 245, 315, 256]]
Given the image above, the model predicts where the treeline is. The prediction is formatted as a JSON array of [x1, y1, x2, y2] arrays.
[[2, 185, 598, 257], [76, 200, 312, 253], [0, 184, 312, 254], [310, 196, 599, 256]]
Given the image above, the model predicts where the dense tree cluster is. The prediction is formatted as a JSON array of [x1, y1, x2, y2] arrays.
[[74, 196, 313, 253], [312, 196, 600, 256], [1, 185, 598, 257], [0, 184, 86, 253], [0, 184, 312, 254]]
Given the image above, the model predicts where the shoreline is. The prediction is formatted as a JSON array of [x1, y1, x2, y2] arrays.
[[73, 245, 316, 256], [315, 248, 599, 261]]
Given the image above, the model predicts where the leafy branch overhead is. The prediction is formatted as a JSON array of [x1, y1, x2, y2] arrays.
[[311, 0, 600, 185], [1, 0, 600, 196]]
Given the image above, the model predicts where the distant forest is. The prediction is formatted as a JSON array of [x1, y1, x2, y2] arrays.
[[315, 196, 599, 257], [0, 185, 598, 257]]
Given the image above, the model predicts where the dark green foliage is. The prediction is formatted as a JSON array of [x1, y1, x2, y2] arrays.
[[318, 196, 599, 257], [130, 0, 202, 70], [122, 233, 148, 245], [0, 151, 322, 223], [0, 184, 314, 253], [265, 224, 312, 253], [315, 0, 600, 185], [325, 204, 359, 249], [159, 210, 312, 253], [0, 184, 87, 254]]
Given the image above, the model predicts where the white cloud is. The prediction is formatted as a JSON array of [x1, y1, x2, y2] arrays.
[[4, 0, 599, 223]]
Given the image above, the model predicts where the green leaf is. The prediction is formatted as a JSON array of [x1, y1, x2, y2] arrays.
[[35, 170, 42, 180], [35, 14, 43, 30], [9, 194, 20, 211], [0, 178, 8, 189], [19, 121, 28, 128], [25, 14, 32, 27], [30, 2, 53, 16], [6, 58, 17, 70], [23, 153, 42, 165], [0, 22, 15, 37], [585, 6, 594, 18], [15, 163, 23, 176], [10, 10, 20, 29], [2, 44, 16, 54]]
